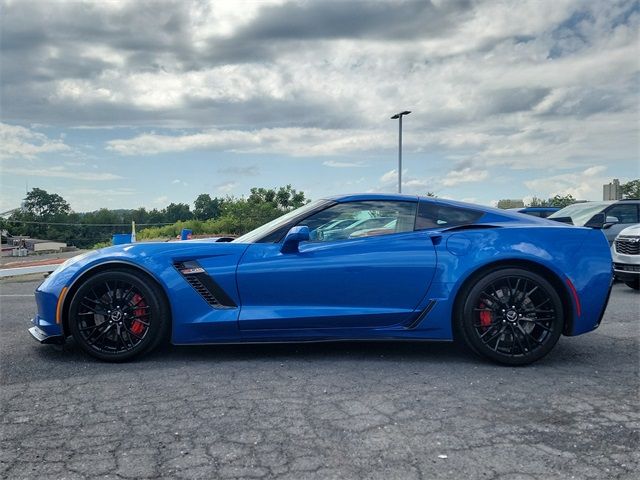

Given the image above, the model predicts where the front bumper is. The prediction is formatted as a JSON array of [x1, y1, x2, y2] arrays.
[[30, 300, 64, 346], [612, 239, 639, 282], [613, 263, 640, 282], [28, 324, 65, 344]]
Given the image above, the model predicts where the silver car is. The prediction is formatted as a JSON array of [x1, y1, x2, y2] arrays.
[[549, 199, 640, 244], [611, 224, 640, 290]]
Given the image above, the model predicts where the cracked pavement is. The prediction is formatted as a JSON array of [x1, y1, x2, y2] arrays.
[[1, 278, 638, 479]]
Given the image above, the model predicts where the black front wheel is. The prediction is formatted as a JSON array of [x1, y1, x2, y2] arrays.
[[68, 269, 169, 361], [456, 268, 564, 365]]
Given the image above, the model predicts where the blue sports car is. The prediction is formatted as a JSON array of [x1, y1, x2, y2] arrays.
[[29, 194, 613, 365]]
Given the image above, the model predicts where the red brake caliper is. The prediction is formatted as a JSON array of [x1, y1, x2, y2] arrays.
[[130, 293, 146, 335], [478, 302, 492, 327]]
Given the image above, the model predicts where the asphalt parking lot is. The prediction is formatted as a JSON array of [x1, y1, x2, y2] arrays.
[[1, 278, 638, 480]]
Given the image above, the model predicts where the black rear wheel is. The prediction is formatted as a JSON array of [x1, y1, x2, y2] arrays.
[[457, 268, 564, 365], [68, 269, 169, 361]]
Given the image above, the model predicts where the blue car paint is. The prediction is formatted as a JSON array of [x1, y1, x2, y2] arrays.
[[236, 229, 437, 330], [32, 194, 612, 346]]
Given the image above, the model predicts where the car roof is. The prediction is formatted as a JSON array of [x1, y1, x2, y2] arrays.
[[551, 201, 614, 213], [323, 193, 420, 202], [321, 193, 550, 224]]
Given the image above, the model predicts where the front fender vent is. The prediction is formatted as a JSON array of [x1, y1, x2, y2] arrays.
[[173, 261, 237, 309]]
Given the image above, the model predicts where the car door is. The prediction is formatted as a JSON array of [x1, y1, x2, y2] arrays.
[[235, 200, 437, 331]]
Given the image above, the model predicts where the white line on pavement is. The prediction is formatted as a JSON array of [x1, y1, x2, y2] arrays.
[[0, 264, 59, 278]]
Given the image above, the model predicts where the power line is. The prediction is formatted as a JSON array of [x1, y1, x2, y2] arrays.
[[3, 220, 174, 227]]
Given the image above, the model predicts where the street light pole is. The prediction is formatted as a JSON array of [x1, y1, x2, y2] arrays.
[[390, 110, 411, 193]]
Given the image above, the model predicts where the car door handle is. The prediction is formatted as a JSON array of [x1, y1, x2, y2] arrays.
[[428, 233, 442, 245]]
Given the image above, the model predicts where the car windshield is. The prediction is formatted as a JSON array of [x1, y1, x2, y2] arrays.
[[233, 199, 328, 243], [548, 202, 612, 226]]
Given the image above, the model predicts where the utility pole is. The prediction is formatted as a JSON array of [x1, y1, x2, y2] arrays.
[[390, 111, 411, 193]]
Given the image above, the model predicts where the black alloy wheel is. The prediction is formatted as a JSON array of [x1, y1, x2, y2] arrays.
[[457, 268, 564, 365], [68, 269, 168, 361]]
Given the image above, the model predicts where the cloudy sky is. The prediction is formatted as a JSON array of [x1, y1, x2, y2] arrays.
[[1, 0, 638, 212]]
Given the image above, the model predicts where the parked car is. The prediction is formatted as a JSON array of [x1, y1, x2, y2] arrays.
[[611, 224, 640, 290], [548, 199, 640, 244], [509, 207, 560, 218], [29, 194, 613, 365]]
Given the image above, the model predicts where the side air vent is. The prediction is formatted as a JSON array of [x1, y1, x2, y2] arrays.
[[405, 300, 436, 329], [174, 261, 237, 309]]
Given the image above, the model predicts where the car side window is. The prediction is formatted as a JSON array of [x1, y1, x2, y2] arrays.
[[606, 204, 639, 224], [299, 200, 417, 242], [415, 201, 484, 230]]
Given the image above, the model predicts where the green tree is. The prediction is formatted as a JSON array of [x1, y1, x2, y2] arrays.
[[4, 186, 311, 247], [248, 185, 307, 210], [8, 188, 72, 240], [526, 194, 576, 208], [23, 187, 70, 217], [131, 207, 150, 224], [146, 208, 166, 224], [549, 194, 576, 208], [527, 196, 551, 207], [163, 203, 193, 222], [193, 194, 222, 220], [621, 179, 639, 199], [497, 199, 525, 209]]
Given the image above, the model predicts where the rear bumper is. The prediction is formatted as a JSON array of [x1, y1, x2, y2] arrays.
[[595, 278, 613, 329], [28, 325, 65, 344]]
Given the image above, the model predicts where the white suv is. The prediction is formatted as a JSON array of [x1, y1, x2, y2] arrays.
[[612, 224, 640, 290]]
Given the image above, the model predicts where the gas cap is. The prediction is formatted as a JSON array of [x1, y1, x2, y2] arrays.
[[446, 234, 472, 256]]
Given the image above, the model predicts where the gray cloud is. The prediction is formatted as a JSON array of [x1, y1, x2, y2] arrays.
[[0, 0, 194, 54], [230, 0, 473, 42], [0, 0, 638, 160], [482, 88, 551, 116]]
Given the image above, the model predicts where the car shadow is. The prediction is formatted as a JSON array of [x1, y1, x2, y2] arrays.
[[10, 333, 611, 386], [151, 339, 474, 364], [30, 336, 478, 368]]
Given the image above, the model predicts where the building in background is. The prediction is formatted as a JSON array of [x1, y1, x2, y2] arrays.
[[0, 236, 68, 257], [603, 179, 623, 200]]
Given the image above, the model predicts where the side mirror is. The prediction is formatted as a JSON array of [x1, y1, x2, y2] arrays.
[[585, 213, 605, 229], [585, 213, 618, 229], [603, 216, 619, 229], [280, 225, 310, 253]]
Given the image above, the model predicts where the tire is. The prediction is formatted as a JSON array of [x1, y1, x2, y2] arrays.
[[68, 269, 169, 361], [625, 279, 640, 290], [455, 268, 564, 366]]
